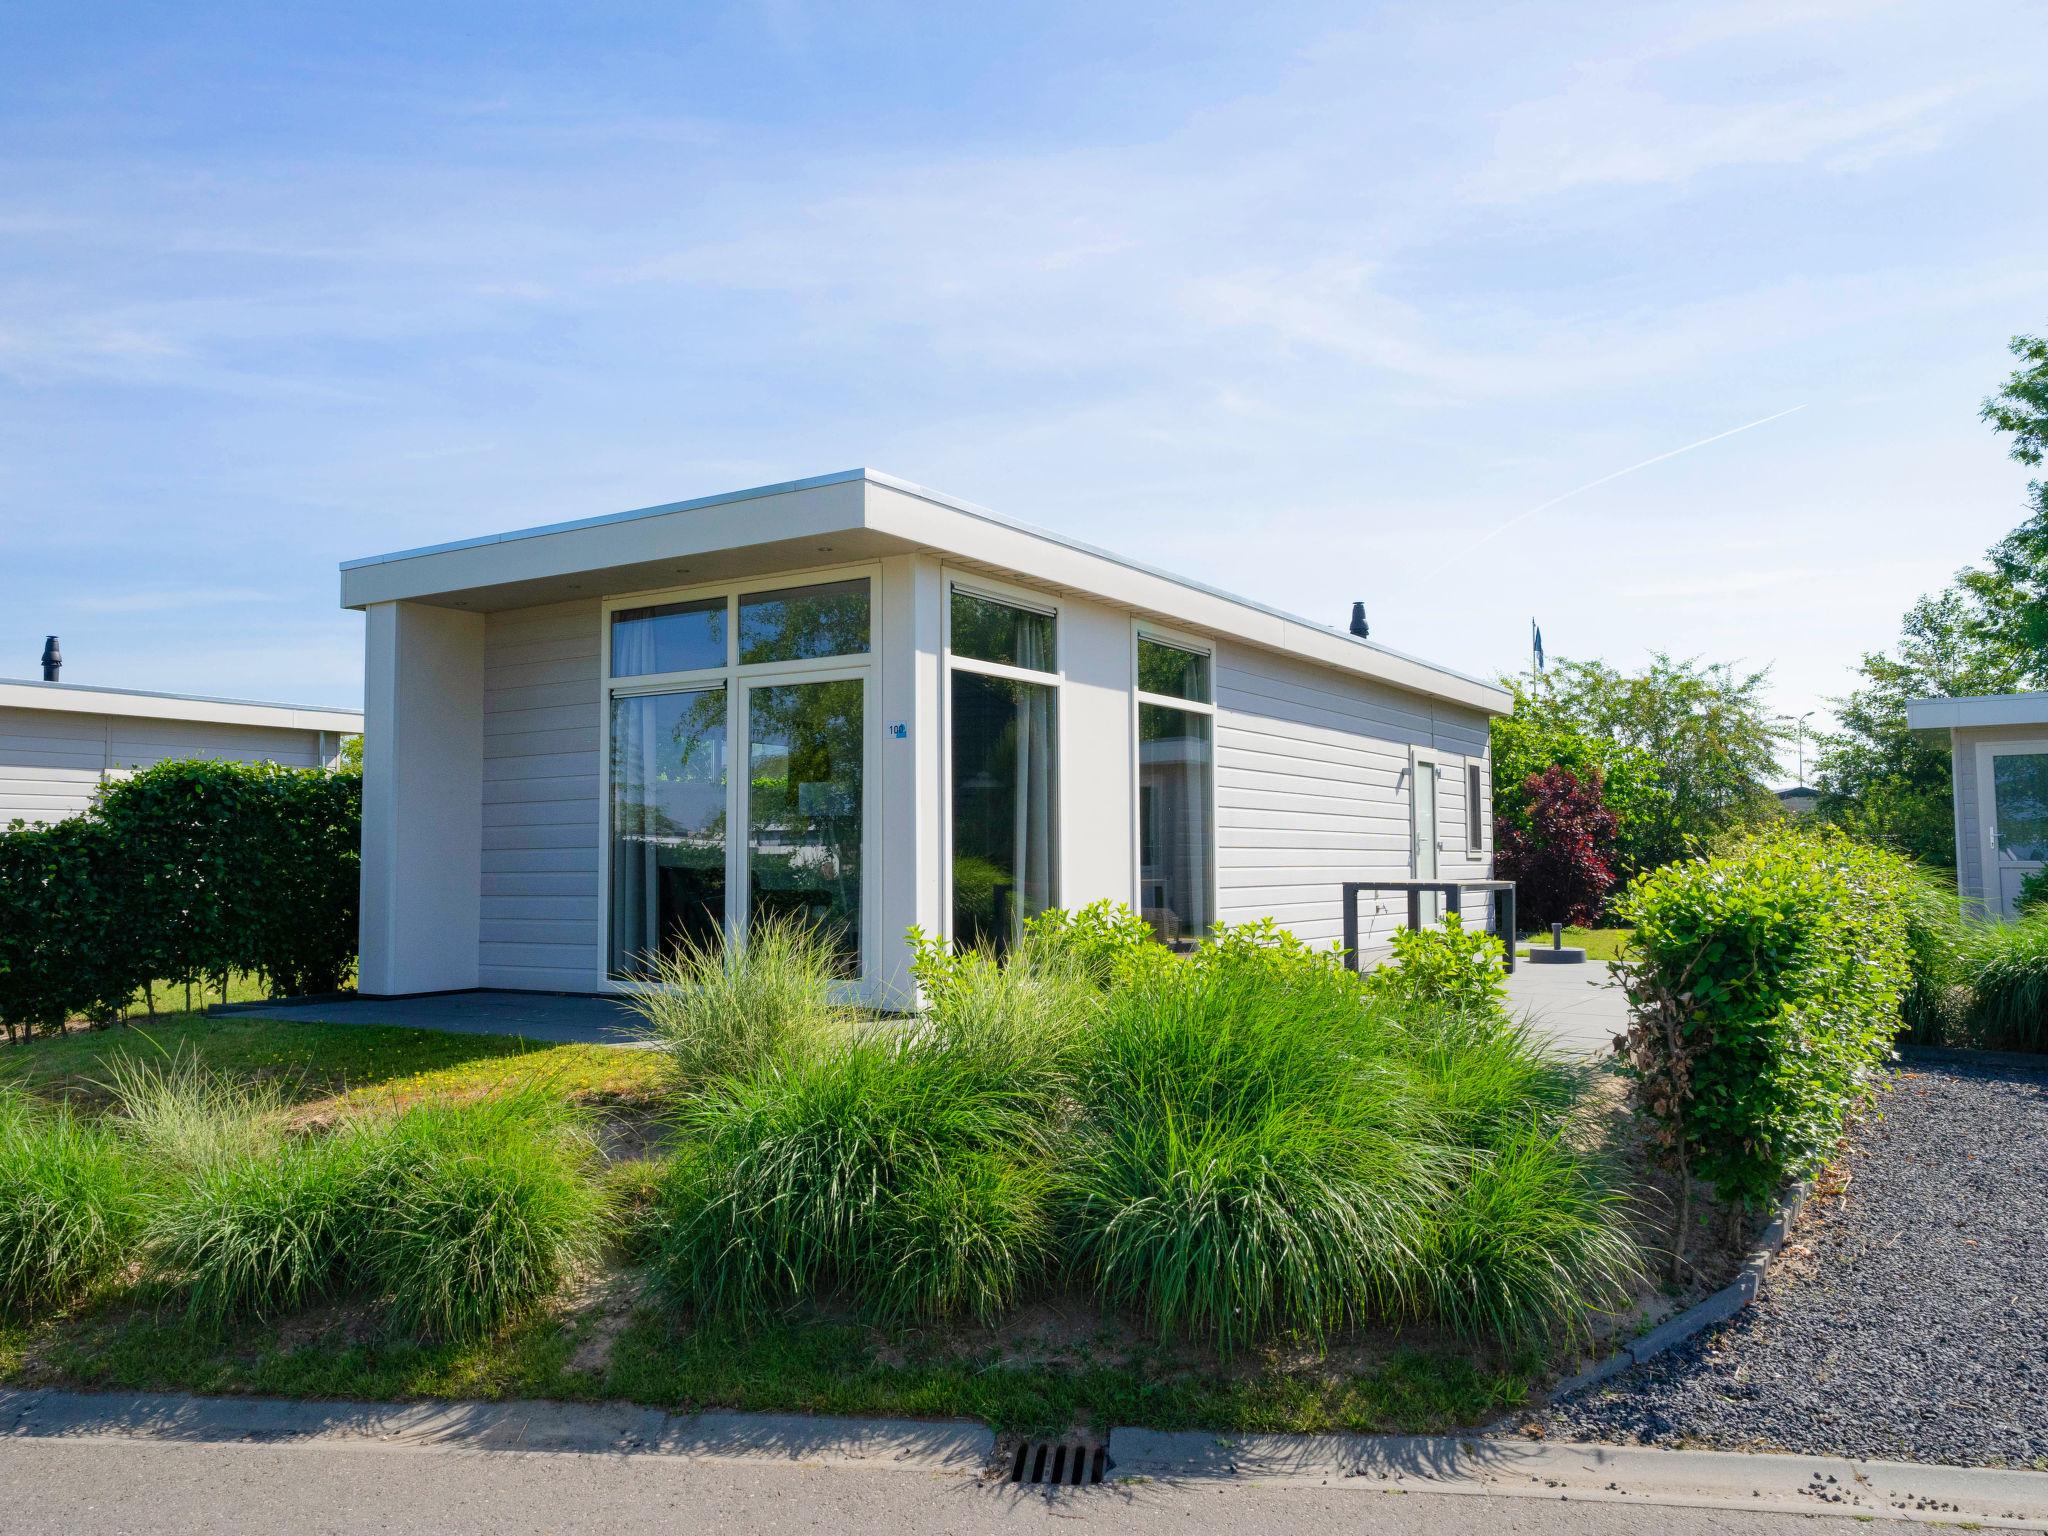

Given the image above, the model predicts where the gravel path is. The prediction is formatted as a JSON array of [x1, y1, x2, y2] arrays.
[[1544, 1049, 2048, 1468]]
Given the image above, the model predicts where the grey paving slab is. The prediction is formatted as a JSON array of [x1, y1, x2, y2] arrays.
[[214, 990, 653, 1047], [1505, 959, 1626, 1058]]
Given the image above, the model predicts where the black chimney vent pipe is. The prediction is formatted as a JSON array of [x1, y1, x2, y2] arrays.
[[40, 635, 61, 682], [1348, 602, 1370, 640]]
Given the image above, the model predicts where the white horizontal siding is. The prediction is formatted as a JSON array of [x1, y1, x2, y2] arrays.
[[1212, 642, 1494, 952], [0, 706, 337, 828], [477, 599, 604, 991]]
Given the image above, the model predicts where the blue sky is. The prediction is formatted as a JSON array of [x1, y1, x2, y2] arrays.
[[2, 1, 2042, 764]]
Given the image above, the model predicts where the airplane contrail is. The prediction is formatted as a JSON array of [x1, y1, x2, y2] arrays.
[[1425, 403, 1808, 577]]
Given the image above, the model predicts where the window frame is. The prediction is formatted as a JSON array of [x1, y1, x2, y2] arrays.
[[940, 570, 1065, 944], [1129, 621, 1217, 944], [596, 563, 881, 992], [1466, 760, 1486, 856]]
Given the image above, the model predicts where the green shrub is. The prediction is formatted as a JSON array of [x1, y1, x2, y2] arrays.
[[0, 1088, 143, 1312], [1615, 825, 1915, 1214], [628, 915, 846, 1083], [364, 1090, 608, 1340], [2017, 868, 2048, 915], [1016, 900, 1158, 985], [1364, 915, 1509, 1020], [1061, 943, 1445, 1351], [1896, 868, 1973, 1046], [1961, 914, 2048, 1053], [0, 818, 147, 1038]]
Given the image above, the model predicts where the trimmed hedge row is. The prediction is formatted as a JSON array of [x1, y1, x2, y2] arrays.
[[1614, 826, 1919, 1231], [0, 759, 360, 1036]]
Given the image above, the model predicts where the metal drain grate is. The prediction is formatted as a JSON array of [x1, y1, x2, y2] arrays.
[[1008, 1439, 1110, 1487]]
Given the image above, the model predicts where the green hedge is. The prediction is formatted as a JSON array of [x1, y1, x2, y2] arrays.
[[1615, 825, 1915, 1214], [0, 760, 360, 1036]]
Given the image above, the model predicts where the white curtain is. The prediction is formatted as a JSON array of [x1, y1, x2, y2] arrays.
[[1009, 620, 1057, 940], [607, 695, 660, 976]]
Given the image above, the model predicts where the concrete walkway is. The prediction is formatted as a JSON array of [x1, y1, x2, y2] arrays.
[[221, 964, 1628, 1057], [215, 990, 651, 1046], [1505, 958, 1627, 1058]]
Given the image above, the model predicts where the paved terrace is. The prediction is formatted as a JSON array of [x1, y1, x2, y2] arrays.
[[222, 961, 1628, 1058]]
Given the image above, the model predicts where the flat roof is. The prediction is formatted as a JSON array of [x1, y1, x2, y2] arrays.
[[1905, 693, 2048, 732], [340, 469, 1510, 715], [0, 678, 363, 734]]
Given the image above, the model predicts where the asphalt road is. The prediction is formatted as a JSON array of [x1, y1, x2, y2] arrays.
[[0, 1436, 1950, 1535]]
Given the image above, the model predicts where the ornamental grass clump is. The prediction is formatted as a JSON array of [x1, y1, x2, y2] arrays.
[[362, 1088, 608, 1340], [110, 1057, 606, 1336], [655, 939, 1088, 1326], [629, 914, 846, 1083], [0, 1086, 144, 1314], [1061, 935, 1447, 1352], [1961, 912, 2048, 1054]]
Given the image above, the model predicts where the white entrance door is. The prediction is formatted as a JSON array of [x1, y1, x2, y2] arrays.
[[1981, 742, 2048, 919], [1413, 756, 1440, 925]]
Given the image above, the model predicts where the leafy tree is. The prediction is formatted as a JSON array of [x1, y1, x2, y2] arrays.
[[1491, 689, 1661, 883], [1966, 333, 2048, 665], [1497, 655, 1781, 879], [1814, 588, 2029, 865], [1496, 766, 1619, 929], [1814, 331, 2048, 859]]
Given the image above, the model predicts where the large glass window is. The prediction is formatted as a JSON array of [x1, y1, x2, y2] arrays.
[[950, 589, 1056, 672], [747, 679, 865, 969], [608, 687, 727, 977], [1138, 703, 1212, 943], [739, 579, 870, 664], [611, 597, 725, 677], [1994, 752, 2048, 862], [951, 670, 1058, 951]]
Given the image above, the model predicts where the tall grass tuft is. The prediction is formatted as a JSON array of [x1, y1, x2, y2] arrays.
[[1962, 914, 2048, 1053], [657, 944, 1084, 1326], [112, 1057, 372, 1325], [1416, 1121, 1640, 1344], [363, 1087, 608, 1340], [0, 1087, 143, 1313], [628, 916, 846, 1082], [1061, 952, 1449, 1351]]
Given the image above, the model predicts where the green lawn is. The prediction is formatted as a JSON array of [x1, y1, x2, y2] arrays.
[[0, 1012, 664, 1114], [1517, 926, 1633, 963]]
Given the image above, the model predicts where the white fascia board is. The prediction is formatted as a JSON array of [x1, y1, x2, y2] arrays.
[[0, 680, 363, 734], [338, 469, 1510, 716], [339, 476, 872, 609], [1906, 693, 2048, 731], [862, 478, 1511, 716]]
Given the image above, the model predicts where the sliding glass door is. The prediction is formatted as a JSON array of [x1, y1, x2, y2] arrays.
[[604, 572, 872, 982], [745, 677, 864, 970], [608, 686, 728, 976]]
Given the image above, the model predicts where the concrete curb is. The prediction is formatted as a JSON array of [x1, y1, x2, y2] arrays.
[[1501, 1177, 1815, 1419], [0, 1388, 991, 1472], [1102, 1429, 2048, 1527]]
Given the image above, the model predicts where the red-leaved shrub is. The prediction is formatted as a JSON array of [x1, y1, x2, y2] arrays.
[[1496, 766, 1618, 930]]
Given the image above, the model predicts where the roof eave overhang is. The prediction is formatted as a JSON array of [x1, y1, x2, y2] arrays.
[[340, 471, 1512, 717]]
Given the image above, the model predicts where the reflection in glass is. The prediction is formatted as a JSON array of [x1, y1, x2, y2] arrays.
[[1994, 753, 2048, 862], [738, 579, 870, 665], [747, 679, 864, 969], [1138, 704, 1212, 944], [949, 590, 1056, 672], [1137, 637, 1210, 702], [611, 598, 725, 677], [609, 688, 727, 977], [950, 670, 1057, 953]]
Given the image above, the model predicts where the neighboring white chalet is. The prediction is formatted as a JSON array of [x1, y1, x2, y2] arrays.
[[341, 470, 1511, 1004], [0, 677, 360, 828], [1907, 691, 2048, 919]]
